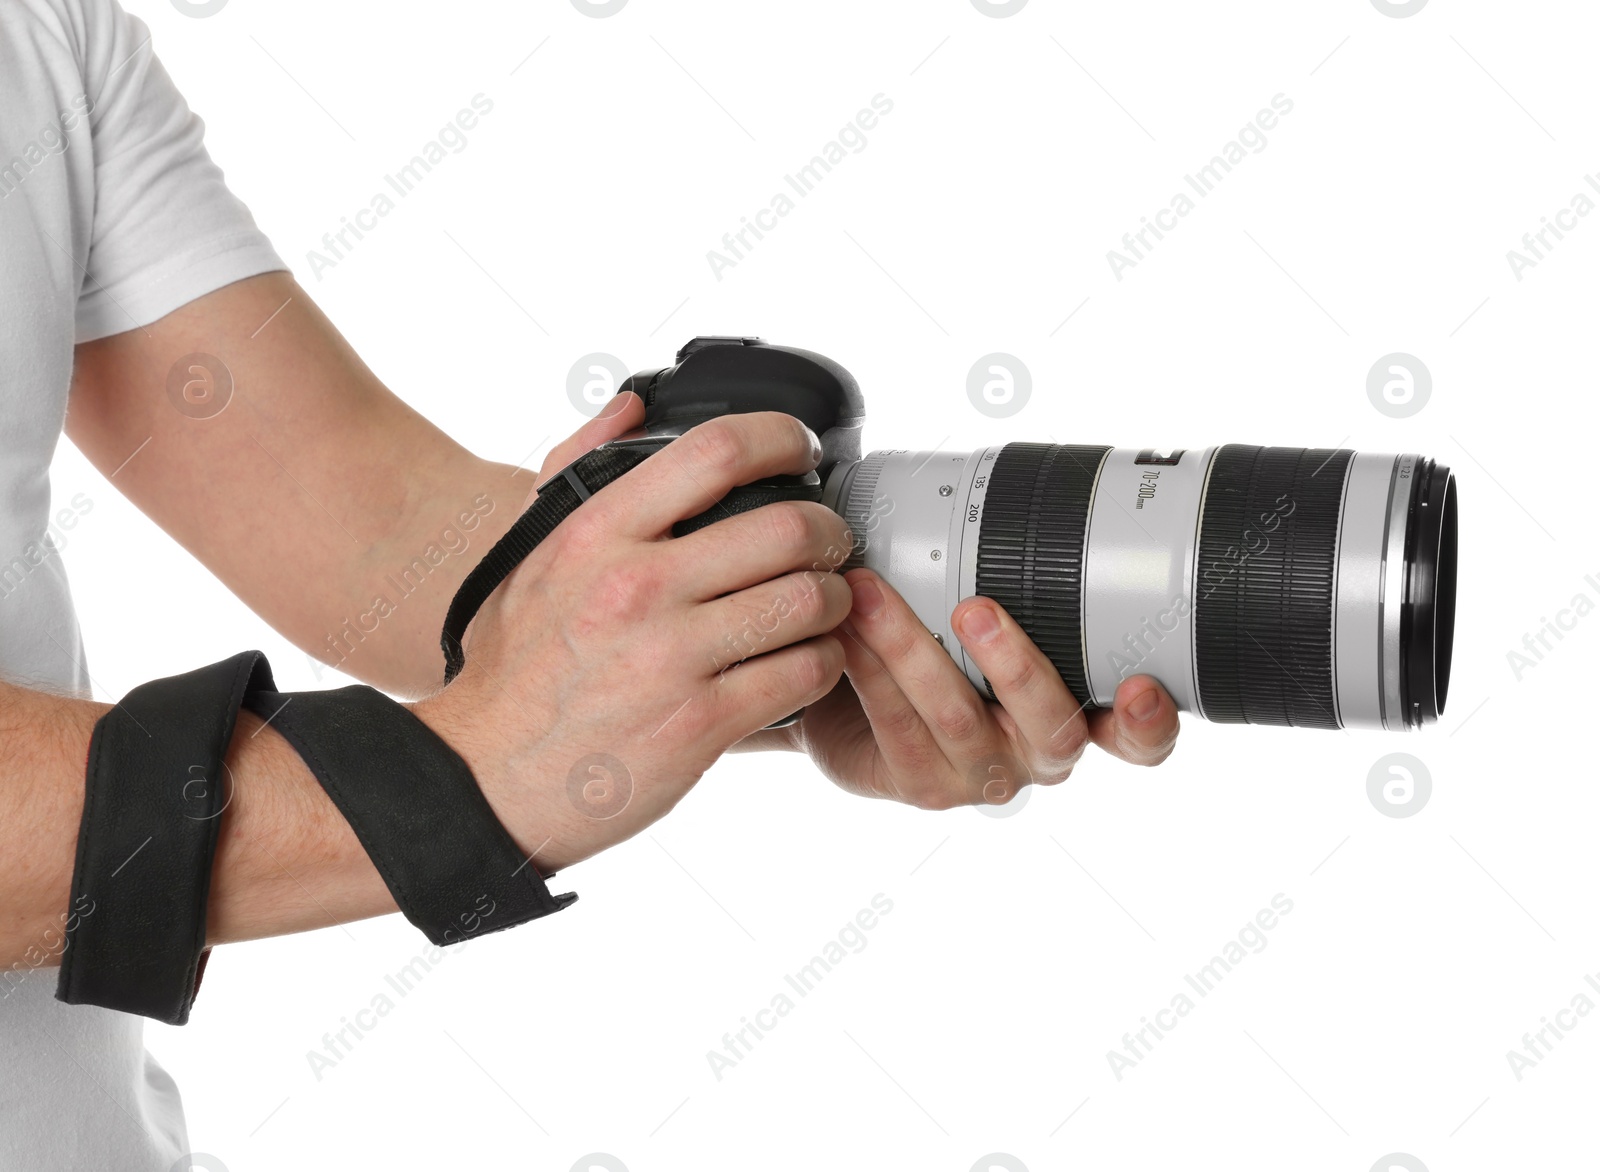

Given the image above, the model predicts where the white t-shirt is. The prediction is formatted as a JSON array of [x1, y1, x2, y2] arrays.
[[0, 1, 284, 1166]]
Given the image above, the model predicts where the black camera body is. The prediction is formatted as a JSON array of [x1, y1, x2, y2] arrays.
[[616, 336, 865, 486]]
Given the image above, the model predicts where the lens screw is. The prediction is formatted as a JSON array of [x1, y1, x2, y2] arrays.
[[939, 484, 954, 497], [930, 550, 942, 561]]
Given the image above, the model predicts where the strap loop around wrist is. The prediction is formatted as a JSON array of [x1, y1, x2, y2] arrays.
[[239, 685, 575, 946], [57, 653, 575, 1026], [56, 651, 273, 1025]]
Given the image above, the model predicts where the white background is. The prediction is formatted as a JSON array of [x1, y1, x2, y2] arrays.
[[47, 1, 1599, 1169]]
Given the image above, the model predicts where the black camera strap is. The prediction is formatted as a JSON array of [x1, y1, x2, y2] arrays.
[[58, 652, 574, 1025], [239, 685, 576, 943], [441, 444, 651, 684]]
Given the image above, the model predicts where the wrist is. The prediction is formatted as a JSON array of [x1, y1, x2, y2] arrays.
[[329, 455, 528, 699], [408, 688, 601, 875]]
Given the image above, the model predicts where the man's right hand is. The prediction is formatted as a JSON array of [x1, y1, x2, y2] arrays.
[[413, 406, 856, 873]]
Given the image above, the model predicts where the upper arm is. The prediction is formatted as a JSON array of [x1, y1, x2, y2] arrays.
[[72, 0, 284, 342], [58, 3, 512, 695]]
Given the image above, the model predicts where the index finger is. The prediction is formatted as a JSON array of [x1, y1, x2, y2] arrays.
[[590, 412, 822, 539]]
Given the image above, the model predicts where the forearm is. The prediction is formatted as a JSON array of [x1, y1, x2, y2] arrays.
[[67, 271, 534, 698], [0, 680, 394, 971], [304, 449, 531, 696]]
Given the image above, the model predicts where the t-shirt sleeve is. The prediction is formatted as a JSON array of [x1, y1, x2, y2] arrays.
[[73, 0, 285, 343]]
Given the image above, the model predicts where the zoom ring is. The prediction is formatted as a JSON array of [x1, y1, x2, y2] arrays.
[[975, 443, 1111, 707], [1194, 445, 1353, 728]]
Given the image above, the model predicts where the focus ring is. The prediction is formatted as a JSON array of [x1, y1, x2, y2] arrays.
[[839, 452, 888, 568], [975, 443, 1110, 707], [1194, 444, 1352, 728]]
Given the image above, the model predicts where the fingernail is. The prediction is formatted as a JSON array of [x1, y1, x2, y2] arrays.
[[958, 604, 1001, 645], [1128, 687, 1161, 722], [599, 391, 634, 420], [850, 576, 884, 618], [805, 426, 823, 465]]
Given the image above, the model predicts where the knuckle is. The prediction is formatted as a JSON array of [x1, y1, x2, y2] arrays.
[[1033, 759, 1077, 787], [877, 611, 926, 662], [932, 700, 985, 746], [796, 502, 854, 570], [875, 700, 927, 748], [1141, 730, 1180, 767], [816, 571, 854, 624], [746, 646, 831, 713], [668, 694, 715, 743], [788, 644, 838, 697], [909, 783, 962, 812], [808, 502, 854, 561], [764, 501, 816, 556], [686, 419, 746, 471], [588, 563, 654, 625], [731, 577, 826, 653], [996, 651, 1041, 696], [552, 507, 609, 558], [737, 661, 784, 710], [893, 775, 938, 809], [1042, 717, 1090, 766], [968, 755, 1032, 806], [1116, 722, 1176, 766], [785, 573, 832, 625]]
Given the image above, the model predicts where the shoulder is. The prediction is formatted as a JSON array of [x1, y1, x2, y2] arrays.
[[0, 1, 155, 94], [0, 0, 96, 69]]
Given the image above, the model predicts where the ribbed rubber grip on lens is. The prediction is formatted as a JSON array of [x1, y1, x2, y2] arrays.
[[975, 443, 1111, 706], [1193, 444, 1352, 728]]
